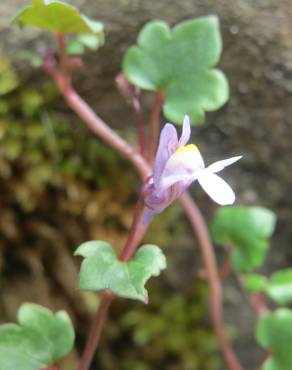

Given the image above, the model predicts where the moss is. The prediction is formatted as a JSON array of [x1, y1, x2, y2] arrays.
[[98, 282, 219, 370], [0, 55, 218, 369]]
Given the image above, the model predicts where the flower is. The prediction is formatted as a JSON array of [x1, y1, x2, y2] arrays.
[[142, 115, 242, 223]]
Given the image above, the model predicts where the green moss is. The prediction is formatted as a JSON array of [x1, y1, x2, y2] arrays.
[[99, 283, 219, 370], [0, 57, 19, 96], [0, 66, 137, 212]]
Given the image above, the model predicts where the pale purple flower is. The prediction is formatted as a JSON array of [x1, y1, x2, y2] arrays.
[[142, 115, 242, 223]]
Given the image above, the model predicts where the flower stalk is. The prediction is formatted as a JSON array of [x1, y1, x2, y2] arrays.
[[132, 96, 146, 157], [78, 194, 150, 370], [115, 73, 146, 156], [79, 292, 114, 370], [119, 196, 149, 262], [148, 91, 164, 163], [180, 193, 244, 370]]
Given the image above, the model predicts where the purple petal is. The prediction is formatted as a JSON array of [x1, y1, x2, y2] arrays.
[[142, 208, 158, 224], [178, 115, 191, 147], [153, 123, 178, 184], [143, 176, 193, 223]]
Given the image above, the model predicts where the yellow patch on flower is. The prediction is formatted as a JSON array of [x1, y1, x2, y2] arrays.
[[176, 144, 200, 155]]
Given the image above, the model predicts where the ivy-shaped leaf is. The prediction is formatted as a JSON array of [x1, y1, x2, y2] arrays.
[[211, 206, 276, 273], [75, 241, 167, 303], [0, 304, 74, 370], [123, 16, 229, 124], [265, 269, 292, 305], [18, 303, 75, 361], [13, 0, 103, 35], [244, 274, 268, 293], [245, 269, 292, 305], [67, 33, 104, 55], [256, 309, 292, 370], [0, 324, 52, 370]]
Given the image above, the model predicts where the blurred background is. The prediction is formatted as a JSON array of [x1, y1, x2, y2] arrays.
[[0, 0, 291, 369]]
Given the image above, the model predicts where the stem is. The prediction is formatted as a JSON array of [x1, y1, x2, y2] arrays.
[[57, 80, 151, 180], [249, 293, 269, 317], [79, 292, 114, 370], [219, 247, 232, 281], [55, 33, 71, 88], [180, 192, 244, 370], [254, 350, 272, 370], [148, 91, 164, 163], [119, 197, 148, 261], [79, 196, 150, 370], [238, 276, 269, 318], [132, 97, 146, 157]]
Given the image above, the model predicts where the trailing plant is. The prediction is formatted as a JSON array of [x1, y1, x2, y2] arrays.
[[0, 1, 287, 370]]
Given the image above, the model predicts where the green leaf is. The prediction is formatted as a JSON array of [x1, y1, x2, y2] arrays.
[[13, 0, 103, 35], [245, 270, 292, 304], [123, 17, 229, 124], [211, 206, 276, 273], [245, 274, 268, 293], [0, 304, 74, 370], [75, 241, 167, 302], [18, 303, 75, 360], [66, 39, 85, 55], [265, 269, 292, 305], [78, 33, 104, 50], [67, 33, 104, 55], [256, 309, 292, 370], [0, 324, 52, 370]]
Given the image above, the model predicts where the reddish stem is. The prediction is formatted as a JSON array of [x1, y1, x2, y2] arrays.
[[219, 247, 232, 281], [180, 192, 244, 370], [119, 197, 148, 261], [79, 292, 114, 370], [238, 276, 269, 318], [55, 33, 71, 88], [78, 195, 149, 370], [254, 350, 272, 370], [148, 91, 164, 163], [59, 81, 150, 181], [241, 279, 270, 370], [51, 34, 150, 180], [132, 97, 146, 157], [249, 293, 269, 317]]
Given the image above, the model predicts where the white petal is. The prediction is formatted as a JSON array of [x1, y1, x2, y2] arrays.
[[162, 145, 204, 180], [197, 170, 236, 205], [207, 156, 242, 173], [178, 115, 191, 146], [160, 173, 197, 192]]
